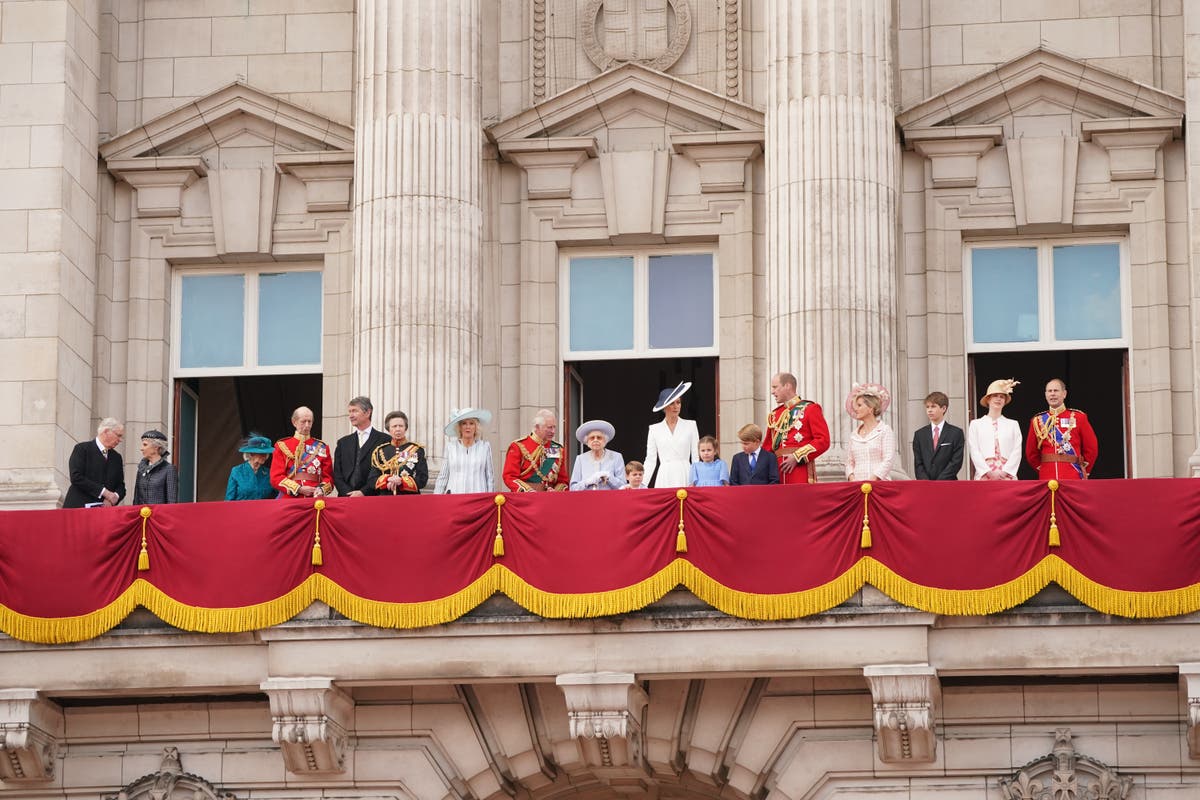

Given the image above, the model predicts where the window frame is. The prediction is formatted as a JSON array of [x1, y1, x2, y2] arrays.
[[559, 247, 720, 361], [963, 236, 1129, 353], [171, 264, 324, 377]]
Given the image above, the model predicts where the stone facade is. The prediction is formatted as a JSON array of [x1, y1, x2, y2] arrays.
[[2, 1, 1200, 795]]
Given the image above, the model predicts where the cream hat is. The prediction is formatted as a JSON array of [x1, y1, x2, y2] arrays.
[[979, 378, 1020, 407]]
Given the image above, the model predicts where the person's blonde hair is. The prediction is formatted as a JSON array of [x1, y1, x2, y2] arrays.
[[854, 393, 883, 417], [737, 423, 763, 443]]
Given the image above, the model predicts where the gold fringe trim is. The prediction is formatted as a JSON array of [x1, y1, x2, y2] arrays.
[[5, 557, 1200, 644]]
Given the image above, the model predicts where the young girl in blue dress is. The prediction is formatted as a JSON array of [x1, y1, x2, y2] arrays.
[[689, 435, 730, 487]]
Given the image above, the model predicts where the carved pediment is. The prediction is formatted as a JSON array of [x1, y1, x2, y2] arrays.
[[898, 47, 1184, 131], [105, 747, 236, 800], [487, 62, 763, 143], [99, 82, 354, 162], [999, 729, 1131, 800]]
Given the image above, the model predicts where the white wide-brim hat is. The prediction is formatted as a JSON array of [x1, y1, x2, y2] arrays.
[[576, 419, 615, 444], [444, 407, 493, 438], [652, 381, 692, 413]]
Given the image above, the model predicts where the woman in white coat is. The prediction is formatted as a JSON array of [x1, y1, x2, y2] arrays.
[[643, 382, 699, 488], [968, 379, 1022, 480]]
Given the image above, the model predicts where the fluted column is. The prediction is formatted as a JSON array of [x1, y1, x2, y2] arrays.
[[352, 0, 482, 459], [765, 0, 899, 472]]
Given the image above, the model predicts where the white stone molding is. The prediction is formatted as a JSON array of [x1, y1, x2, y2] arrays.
[[862, 664, 939, 763], [261, 677, 354, 774], [531, 0, 548, 101], [906, 126, 1004, 189], [671, 131, 763, 193], [1081, 117, 1180, 182], [106, 157, 207, 218], [556, 672, 649, 769], [999, 728, 1132, 800], [580, 0, 692, 73], [1180, 663, 1200, 758], [276, 152, 356, 212], [209, 168, 279, 256], [103, 746, 236, 800], [1007, 136, 1080, 228], [723, 0, 740, 98], [0, 690, 62, 783], [497, 138, 598, 200]]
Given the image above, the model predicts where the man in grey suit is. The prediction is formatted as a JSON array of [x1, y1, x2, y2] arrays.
[[912, 392, 964, 480], [63, 418, 127, 507]]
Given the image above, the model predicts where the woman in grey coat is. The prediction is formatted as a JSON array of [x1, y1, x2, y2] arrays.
[[132, 430, 179, 505]]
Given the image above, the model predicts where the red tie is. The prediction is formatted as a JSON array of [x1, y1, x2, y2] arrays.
[[932, 426, 940, 449]]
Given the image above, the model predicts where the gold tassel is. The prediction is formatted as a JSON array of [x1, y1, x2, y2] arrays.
[[493, 495, 506, 557], [312, 499, 325, 566], [676, 489, 688, 553], [1047, 479, 1060, 547], [137, 506, 152, 571], [859, 483, 873, 549]]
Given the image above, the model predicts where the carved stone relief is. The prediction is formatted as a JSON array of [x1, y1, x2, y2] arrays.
[[261, 678, 354, 775], [581, 0, 692, 73], [0, 689, 62, 783], [556, 672, 649, 770], [999, 729, 1132, 800], [104, 747, 236, 800], [863, 665, 939, 763]]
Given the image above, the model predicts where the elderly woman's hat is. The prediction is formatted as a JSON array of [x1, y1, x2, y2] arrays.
[[844, 382, 892, 417], [652, 381, 692, 413], [979, 378, 1020, 407], [140, 429, 170, 457], [238, 435, 274, 454], [576, 419, 615, 444], [444, 407, 493, 438]]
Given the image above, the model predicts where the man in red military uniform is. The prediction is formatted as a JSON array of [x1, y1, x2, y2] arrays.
[[271, 405, 334, 498], [763, 372, 831, 485], [1026, 378, 1097, 480], [503, 408, 569, 492]]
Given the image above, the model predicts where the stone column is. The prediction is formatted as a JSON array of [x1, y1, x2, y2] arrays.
[[1184, 2, 1200, 476], [765, 0, 900, 474], [352, 0, 483, 461]]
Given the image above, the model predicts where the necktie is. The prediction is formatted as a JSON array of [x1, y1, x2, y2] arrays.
[[931, 425, 939, 449], [749, 452, 757, 471]]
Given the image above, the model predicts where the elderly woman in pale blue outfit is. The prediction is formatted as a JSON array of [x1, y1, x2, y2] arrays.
[[433, 408, 495, 494], [570, 420, 626, 491]]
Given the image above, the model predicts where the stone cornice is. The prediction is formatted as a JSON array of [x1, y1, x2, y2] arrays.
[[106, 156, 208, 218], [496, 137, 598, 199], [670, 130, 764, 192], [275, 151, 355, 212], [904, 125, 1004, 188]]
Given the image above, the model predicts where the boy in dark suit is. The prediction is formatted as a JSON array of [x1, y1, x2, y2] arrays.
[[730, 423, 780, 485], [63, 418, 127, 508], [912, 391, 964, 480]]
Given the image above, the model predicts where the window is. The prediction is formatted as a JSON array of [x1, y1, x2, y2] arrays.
[[562, 251, 717, 359], [174, 266, 322, 375], [965, 240, 1125, 352]]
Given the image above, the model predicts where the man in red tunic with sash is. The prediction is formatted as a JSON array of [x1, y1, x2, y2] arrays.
[[1026, 378, 1097, 480], [503, 409, 569, 492], [271, 406, 334, 498], [763, 372, 830, 485]]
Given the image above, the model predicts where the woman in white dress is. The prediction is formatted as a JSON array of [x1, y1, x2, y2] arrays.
[[570, 420, 626, 490], [967, 379, 1022, 480], [643, 382, 699, 488], [433, 407, 495, 494], [844, 382, 897, 481]]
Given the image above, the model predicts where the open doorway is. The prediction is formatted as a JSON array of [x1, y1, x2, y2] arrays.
[[173, 374, 323, 502], [564, 357, 718, 485], [969, 349, 1128, 479]]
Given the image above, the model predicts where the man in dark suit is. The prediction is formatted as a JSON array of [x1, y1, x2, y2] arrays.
[[912, 391, 964, 480], [63, 418, 127, 508], [333, 396, 391, 497], [730, 423, 780, 485]]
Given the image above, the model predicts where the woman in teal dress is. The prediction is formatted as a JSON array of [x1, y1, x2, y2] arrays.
[[225, 435, 276, 500]]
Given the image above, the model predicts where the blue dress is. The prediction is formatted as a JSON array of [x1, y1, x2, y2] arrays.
[[225, 461, 276, 500], [689, 459, 729, 487], [570, 449, 627, 490]]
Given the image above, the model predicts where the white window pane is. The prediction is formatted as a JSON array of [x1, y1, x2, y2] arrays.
[[258, 271, 322, 366], [972, 247, 1038, 343], [569, 257, 634, 351], [180, 274, 244, 368], [648, 253, 714, 349], [1053, 244, 1121, 341]]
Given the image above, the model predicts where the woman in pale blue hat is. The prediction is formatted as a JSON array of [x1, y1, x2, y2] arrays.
[[570, 420, 626, 491], [225, 433, 276, 501], [643, 381, 699, 488], [433, 407, 495, 494]]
